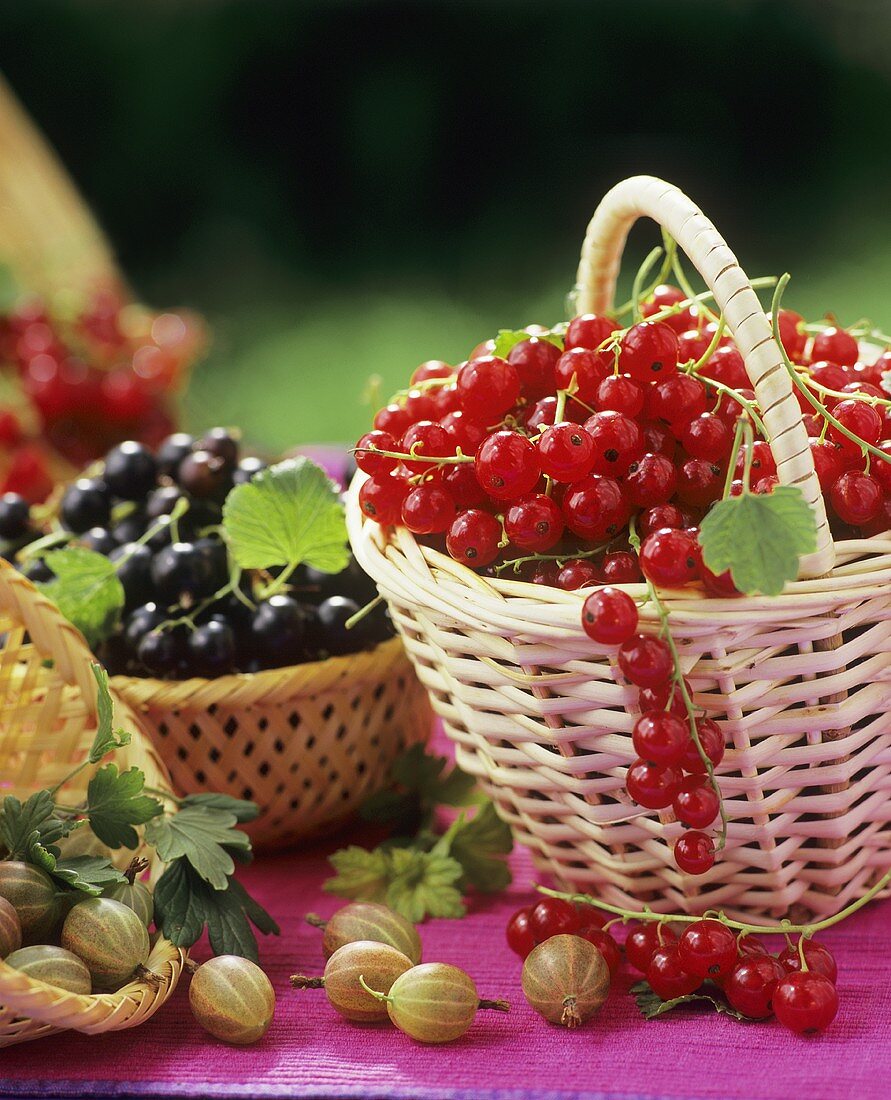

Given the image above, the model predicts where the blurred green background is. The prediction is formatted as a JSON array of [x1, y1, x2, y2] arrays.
[[2, 0, 891, 448]]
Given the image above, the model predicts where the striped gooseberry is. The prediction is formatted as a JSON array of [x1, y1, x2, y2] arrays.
[[3, 945, 92, 994], [291, 940, 413, 1022], [61, 897, 150, 990], [0, 861, 59, 944], [308, 902, 422, 964], [189, 954, 276, 1045], [521, 933, 611, 1028], [0, 895, 22, 957]]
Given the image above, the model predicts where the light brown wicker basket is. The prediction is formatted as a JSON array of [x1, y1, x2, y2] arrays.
[[347, 174, 891, 924], [0, 560, 185, 1048], [112, 635, 431, 850]]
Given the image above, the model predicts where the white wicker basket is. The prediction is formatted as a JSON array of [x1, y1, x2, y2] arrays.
[[347, 175, 891, 922]]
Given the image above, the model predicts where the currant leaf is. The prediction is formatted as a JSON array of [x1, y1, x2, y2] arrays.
[[86, 764, 164, 850], [698, 486, 817, 596], [384, 847, 466, 922], [222, 457, 349, 574], [323, 845, 391, 903], [631, 980, 751, 1022], [447, 801, 513, 893], [491, 329, 563, 359], [144, 804, 252, 890], [49, 855, 126, 896], [0, 791, 75, 862], [38, 547, 126, 648], [88, 663, 132, 763]]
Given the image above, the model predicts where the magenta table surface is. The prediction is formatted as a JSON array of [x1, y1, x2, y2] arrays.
[[1, 729, 889, 1100]]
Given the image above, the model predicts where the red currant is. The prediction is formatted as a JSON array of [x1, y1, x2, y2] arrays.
[[777, 309, 806, 359], [400, 421, 453, 473], [809, 439, 847, 491], [441, 463, 489, 509], [641, 419, 677, 459], [639, 503, 685, 538], [680, 717, 725, 773], [620, 322, 679, 383], [504, 493, 563, 552], [457, 356, 520, 420], [701, 344, 748, 389], [577, 926, 621, 976], [647, 944, 700, 1000], [446, 509, 502, 567], [374, 402, 412, 437], [639, 678, 690, 718], [677, 328, 711, 362], [647, 374, 707, 429], [441, 410, 487, 455], [359, 473, 410, 525], [582, 587, 639, 645], [625, 922, 679, 973], [556, 559, 599, 590], [810, 361, 850, 391], [870, 441, 891, 493], [404, 388, 436, 422], [618, 634, 673, 688], [673, 831, 715, 875], [584, 411, 645, 475], [672, 774, 720, 829], [475, 431, 541, 500], [640, 528, 700, 587], [725, 955, 786, 1019], [528, 897, 581, 940], [676, 458, 723, 508], [537, 422, 596, 482], [625, 453, 677, 508], [700, 563, 740, 597], [508, 337, 561, 399], [626, 759, 682, 809], [600, 551, 642, 584], [564, 313, 617, 352], [632, 711, 689, 766], [812, 326, 858, 367], [829, 399, 882, 455], [506, 906, 537, 958], [355, 430, 398, 475], [594, 373, 645, 417], [773, 971, 838, 1034], [681, 413, 731, 461], [411, 359, 453, 385], [830, 470, 882, 526], [644, 284, 692, 332], [554, 347, 612, 402], [677, 919, 738, 979], [562, 476, 630, 542], [777, 940, 837, 984], [401, 484, 456, 534]]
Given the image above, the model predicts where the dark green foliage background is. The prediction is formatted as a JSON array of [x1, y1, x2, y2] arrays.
[[2, 0, 890, 447]]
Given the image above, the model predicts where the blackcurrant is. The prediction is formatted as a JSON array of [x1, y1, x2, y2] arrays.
[[123, 602, 166, 651], [156, 433, 195, 478], [186, 620, 237, 677], [111, 510, 148, 545], [23, 558, 54, 584], [177, 449, 231, 500], [318, 595, 366, 656], [233, 456, 268, 485], [251, 595, 317, 667], [109, 543, 154, 611], [60, 478, 112, 534], [150, 541, 220, 603], [146, 485, 187, 521], [103, 442, 158, 500], [199, 427, 240, 469], [78, 527, 118, 556], [137, 627, 185, 676], [0, 493, 31, 540]]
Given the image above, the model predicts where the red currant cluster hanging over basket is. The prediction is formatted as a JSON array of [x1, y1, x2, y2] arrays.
[[347, 175, 891, 922]]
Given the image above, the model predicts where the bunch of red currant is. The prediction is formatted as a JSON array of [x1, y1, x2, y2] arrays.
[[507, 897, 840, 1035], [0, 285, 204, 497], [355, 285, 891, 581]]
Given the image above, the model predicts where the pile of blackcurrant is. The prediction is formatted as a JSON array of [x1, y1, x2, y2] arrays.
[[0, 287, 204, 497], [507, 896, 840, 1036], [1, 429, 393, 680]]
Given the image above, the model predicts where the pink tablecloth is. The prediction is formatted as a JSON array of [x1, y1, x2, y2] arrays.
[[1, 723, 888, 1100]]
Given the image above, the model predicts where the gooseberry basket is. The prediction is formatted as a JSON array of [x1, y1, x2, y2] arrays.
[[0, 560, 185, 1048], [347, 174, 891, 923], [111, 635, 431, 850]]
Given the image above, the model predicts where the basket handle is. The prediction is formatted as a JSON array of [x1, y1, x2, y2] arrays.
[[574, 175, 834, 579]]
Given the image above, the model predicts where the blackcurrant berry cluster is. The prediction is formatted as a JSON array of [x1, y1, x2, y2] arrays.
[[0, 286, 204, 493], [355, 290, 891, 582], [507, 898, 840, 1036], [6, 430, 393, 680]]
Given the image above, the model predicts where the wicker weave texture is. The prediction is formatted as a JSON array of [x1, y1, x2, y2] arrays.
[[346, 176, 891, 921], [0, 561, 185, 1046], [113, 636, 431, 849]]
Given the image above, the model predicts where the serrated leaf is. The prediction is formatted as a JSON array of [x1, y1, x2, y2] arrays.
[[491, 328, 563, 359], [630, 980, 751, 1021], [324, 844, 390, 902], [223, 457, 349, 574], [447, 801, 513, 893], [179, 792, 260, 824], [153, 859, 279, 962], [0, 791, 76, 862], [385, 847, 465, 921], [698, 486, 817, 596], [89, 664, 132, 762], [86, 765, 163, 849], [144, 805, 251, 890], [38, 547, 125, 647], [49, 855, 126, 895]]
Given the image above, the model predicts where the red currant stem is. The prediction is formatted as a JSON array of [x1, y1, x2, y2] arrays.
[[344, 594, 383, 631], [797, 934, 809, 973], [614, 235, 678, 318], [722, 418, 747, 500], [537, 866, 891, 936], [631, 245, 666, 323], [802, 318, 891, 346], [493, 540, 611, 576], [602, 917, 622, 932], [351, 443, 473, 466], [670, 249, 720, 325], [739, 418, 756, 494], [358, 975, 391, 1003], [387, 374, 457, 402], [643, 576, 729, 850], [800, 372, 891, 410], [689, 313, 727, 373], [684, 366, 767, 438], [772, 276, 891, 468]]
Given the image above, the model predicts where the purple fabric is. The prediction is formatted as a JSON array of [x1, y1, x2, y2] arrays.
[[1, 730, 888, 1099]]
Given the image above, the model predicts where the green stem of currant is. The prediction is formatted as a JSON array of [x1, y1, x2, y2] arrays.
[[670, 250, 720, 325], [771, 276, 891, 468], [722, 418, 747, 500], [537, 867, 891, 936], [493, 541, 611, 577], [689, 314, 727, 373], [614, 235, 678, 318], [344, 594, 383, 630], [630, 246, 665, 324], [351, 444, 473, 467], [683, 364, 767, 438]]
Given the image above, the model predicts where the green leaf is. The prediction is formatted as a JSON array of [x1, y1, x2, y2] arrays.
[[491, 328, 563, 359], [49, 855, 126, 895], [144, 805, 251, 890], [223, 457, 349, 574], [390, 744, 479, 808], [153, 859, 280, 962], [38, 547, 125, 647], [89, 664, 132, 762], [86, 765, 163, 849], [324, 845, 391, 903], [698, 486, 817, 596], [630, 980, 750, 1022], [0, 791, 75, 862], [385, 847, 465, 922], [179, 793, 260, 824], [447, 801, 513, 893]]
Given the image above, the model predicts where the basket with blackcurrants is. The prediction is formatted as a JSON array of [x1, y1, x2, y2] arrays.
[[347, 175, 891, 923], [0, 426, 429, 850]]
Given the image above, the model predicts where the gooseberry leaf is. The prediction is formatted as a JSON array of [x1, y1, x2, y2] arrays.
[[491, 328, 562, 359], [384, 847, 465, 922], [0, 791, 75, 862], [324, 844, 391, 903], [222, 457, 349, 575], [447, 801, 513, 893], [38, 547, 125, 648], [88, 663, 132, 763], [698, 486, 817, 597], [631, 980, 750, 1022], [179, 792, 260, 824], [144, 804, 252, 890], [86, 764, 164, 850], [49, 855, 126, 896]]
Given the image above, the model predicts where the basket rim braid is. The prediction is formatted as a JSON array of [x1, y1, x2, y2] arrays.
[[111, 634, 431, 850], [0, 559, 186, 1046], [347, 174, 891, 922]]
